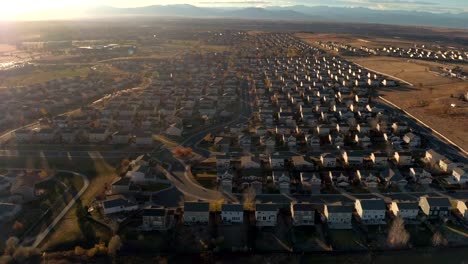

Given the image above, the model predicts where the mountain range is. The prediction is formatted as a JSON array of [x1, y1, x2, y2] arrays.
[[83, 4, 468, 29]]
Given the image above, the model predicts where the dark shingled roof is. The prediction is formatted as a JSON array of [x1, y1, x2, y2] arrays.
[[221, 203, 243, 212], [256, 203, 280, 212], [425, 197, 451, 208], [184, 201, 209, 212], [103, 198, 134, 209], [396, 202, 419, 210], [327, 205, 353, 213], [143, 207, 167, 217], [359, 199, 386, 210], [292, 203, 323, 212]]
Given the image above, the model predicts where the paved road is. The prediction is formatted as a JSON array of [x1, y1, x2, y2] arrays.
[[148, 79, 253, 201], [152, 148, 230, 201]]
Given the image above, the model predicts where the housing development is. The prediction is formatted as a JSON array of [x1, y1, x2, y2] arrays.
[[0, 9, 467, 264]]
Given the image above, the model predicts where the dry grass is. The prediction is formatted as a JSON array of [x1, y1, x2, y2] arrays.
[[0, 67, 91, 86], [0, 44, 16, 53], [296, 33, 419, 49], [42, 152, 117, 250], [349, 56, 468, 149]]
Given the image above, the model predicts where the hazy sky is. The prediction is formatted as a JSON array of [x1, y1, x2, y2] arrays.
[[1, 0, 466, 20]]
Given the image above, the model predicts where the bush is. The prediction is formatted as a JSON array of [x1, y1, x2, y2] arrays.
[[107, 235, 122, 257], [74, 246, 86, 256], [86, 247, 98, 258], [3, 237, 19, 256], [12, 247, 40, 263], [0, 255, 13, 264]]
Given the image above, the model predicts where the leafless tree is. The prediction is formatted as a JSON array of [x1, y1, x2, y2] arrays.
[[387, 217, 410, 248]]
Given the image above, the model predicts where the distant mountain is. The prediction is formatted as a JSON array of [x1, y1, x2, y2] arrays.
[[84, 4, 468, 29]]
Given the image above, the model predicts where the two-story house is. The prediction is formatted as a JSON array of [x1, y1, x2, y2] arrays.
[[184, 201, 210, 224], [221, 203, 244, 224], [419, 197, 451, 219], [355, 199, 387, 225]]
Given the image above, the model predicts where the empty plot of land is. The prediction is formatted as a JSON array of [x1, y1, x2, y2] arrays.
[[296, 33, 419, 49], [350, 56, 468, 150], [0, 44, 16, 53]]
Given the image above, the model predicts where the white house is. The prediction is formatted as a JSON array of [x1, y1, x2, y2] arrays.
[[101, 196, 138, 215], [255, 203, 279, 226], [290, 203, 316, 226], [184, 201, 210, 224], [355, 199, 387, 225], [221, 203, 244, 224], [419, 197, 451, 219], [343, 151, 365, 167], [389, 202, 419, 220], [324, 204, 353, 229]]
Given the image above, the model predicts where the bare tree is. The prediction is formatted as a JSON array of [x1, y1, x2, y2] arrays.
[[387, 217, 410, 248], [243, 186, 256, 211], [432, 231, 448, 247]]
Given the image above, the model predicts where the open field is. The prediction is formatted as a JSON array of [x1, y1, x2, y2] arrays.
[[0, 44, 16, 53], [0, 67, 92, 86], [349, 56, 468, 150], [296, 33, 422, 49]]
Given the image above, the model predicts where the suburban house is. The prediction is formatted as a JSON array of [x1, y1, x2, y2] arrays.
[[419, 197, 451, 219], [439, 159, 457, 173], [141, 206, 174, 230], [403, 132, 421, 147], [220, 171, 233, 193], [342, 151, 364, 167], [355, 199, 387, 225], [101, 196, 138, 215], [370, 152, 388, 167], [389, 201, 419, 220], [324, 204, 353, 229], [221, 203, 244, 224], [320, 153, 337, 167], [424, 149, 443, 165], [111, 177, 132, 194], [216, 155, 231, 170], [290, 203, 317, 226], [409, 168, 433, 185], [165, 124, 183, 137], [183, 201, 210, 224], [394, 151, 413, 166], [452, 168, 468, 184], [255, 203, 279, 226]]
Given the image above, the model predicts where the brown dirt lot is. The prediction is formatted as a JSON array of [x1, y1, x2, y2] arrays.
[[296, 33, 420, 49], [0, 44, 16, 53], [350, 56, 468, 150]]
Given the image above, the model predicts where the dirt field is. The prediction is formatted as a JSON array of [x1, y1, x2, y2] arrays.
[[350, 56, 468, 150], [0, 44, 16, 53], [296, 33, 420, 49]]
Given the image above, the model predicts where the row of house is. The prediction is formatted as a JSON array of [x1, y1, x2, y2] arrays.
[[99, 196, 467, 231]]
